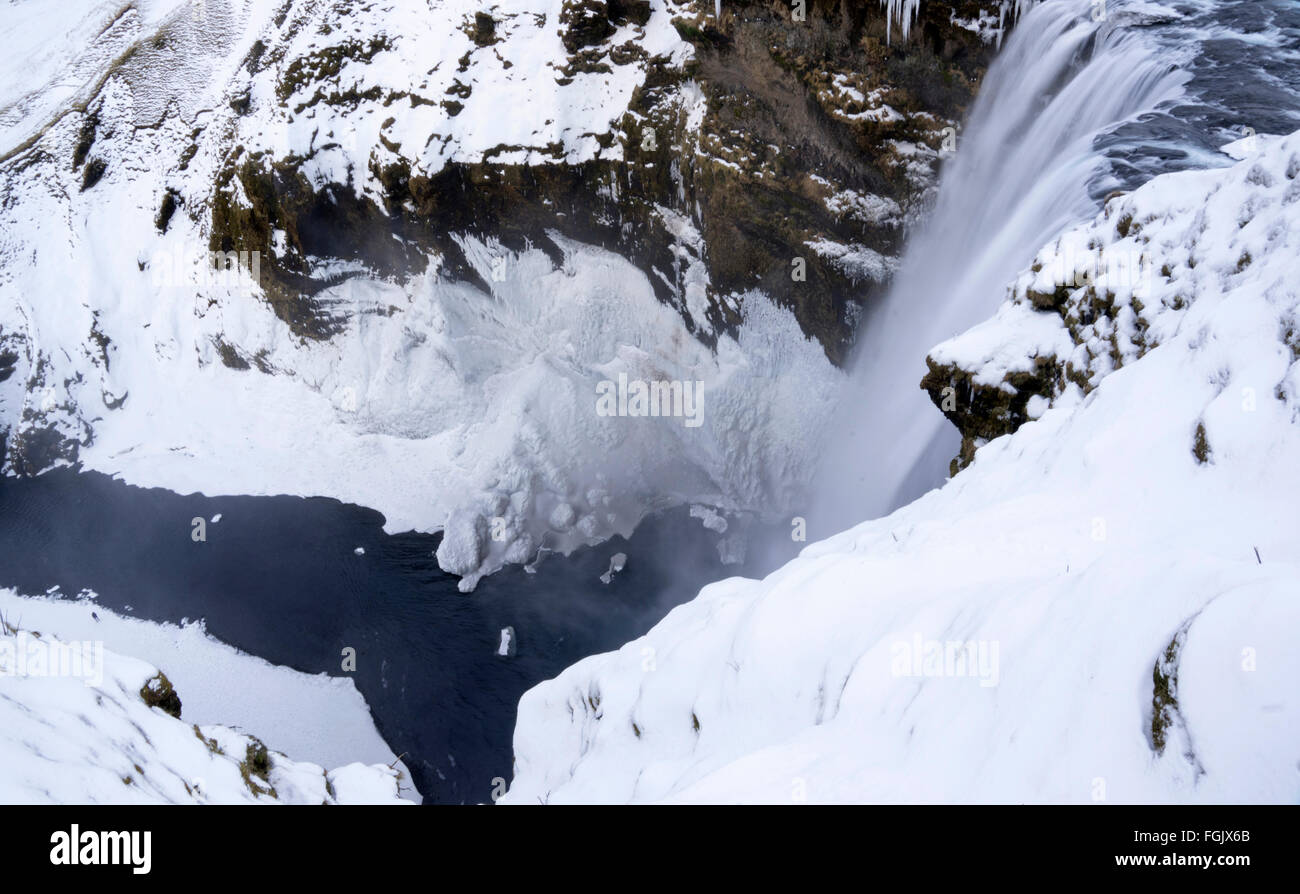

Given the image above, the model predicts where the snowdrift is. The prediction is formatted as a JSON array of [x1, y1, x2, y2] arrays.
[[0, 589, 413, 804], [502, 129, 1300, 804]]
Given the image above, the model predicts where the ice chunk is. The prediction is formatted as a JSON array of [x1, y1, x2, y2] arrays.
[[599, 552, 628, 585], [496, 626, 516, 658]]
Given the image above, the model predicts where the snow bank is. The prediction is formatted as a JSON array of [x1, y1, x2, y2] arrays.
[[0, 595, 413, 804], [0, 588, 412, 790], [502, 129, 1300, 804]]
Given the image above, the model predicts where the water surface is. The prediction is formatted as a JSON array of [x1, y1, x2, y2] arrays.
[[0, 468, 793, 803]]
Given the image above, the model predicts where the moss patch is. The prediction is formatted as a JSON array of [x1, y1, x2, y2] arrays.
[[1192, 421, 1211, 465], [140, 672, 182, 719], [239, 737, 277, 798]]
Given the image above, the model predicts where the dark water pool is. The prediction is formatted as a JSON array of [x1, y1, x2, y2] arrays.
[[0, 468, 796, 803]]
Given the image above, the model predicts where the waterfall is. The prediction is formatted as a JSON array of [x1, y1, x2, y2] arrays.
[[810, 0, 1191, 534]]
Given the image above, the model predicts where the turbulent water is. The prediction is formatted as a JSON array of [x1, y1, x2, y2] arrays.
[[812, 0, 1300, 533]]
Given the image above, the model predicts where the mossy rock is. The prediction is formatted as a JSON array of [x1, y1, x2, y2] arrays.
[[140, 672, 182, 719], [205, 0, 1001, 366], [559, 0, 616, 53], [921, 353, 1064, 474], [1192, 421, 1211, 464], [239, 737, 277, 798]]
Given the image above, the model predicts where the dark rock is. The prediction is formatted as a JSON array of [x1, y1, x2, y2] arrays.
[[140, 672, 183, 719], [560, 0, 615, 53]]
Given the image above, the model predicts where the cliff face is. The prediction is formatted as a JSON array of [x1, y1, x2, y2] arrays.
[[0, 1, 1018, 585], [202, 0, 1006, 366]]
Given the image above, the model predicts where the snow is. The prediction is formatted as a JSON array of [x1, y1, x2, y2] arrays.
[[244, 0, 695, 193], [17, 227, 838, 589], [0, 588, 416, 800], [826, 77, 904, 124], [0, 0, 841, 589], [928, 298, 1073, 387], [326, 762, 411, 805], [0, 0, 189, 154], [804, 238, 898, 284], [0, 591, 413, 804], [821, 185, 902, 227], [502, 128, 1300, 805]]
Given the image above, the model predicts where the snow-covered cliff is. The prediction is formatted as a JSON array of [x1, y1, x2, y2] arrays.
[[0, 588, 412, 803], [0, 0, 1014, 588], [502, 128, 1300, 804]]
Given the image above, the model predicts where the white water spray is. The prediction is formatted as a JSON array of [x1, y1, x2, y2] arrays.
[[811, 0, 1190, 534]]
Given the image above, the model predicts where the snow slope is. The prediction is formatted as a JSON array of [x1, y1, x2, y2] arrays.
[[1, 593, 412, 804], [0, 587, 413, 791], [502, 129, 1300, 804], [0, 0, 189, 154]]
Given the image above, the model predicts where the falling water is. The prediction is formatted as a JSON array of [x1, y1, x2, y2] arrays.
[[808, 0, 1276, 535]]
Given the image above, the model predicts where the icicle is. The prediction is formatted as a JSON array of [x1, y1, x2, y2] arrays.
[[997, 1, 1039, 50], [879, 0, 923, 44]]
